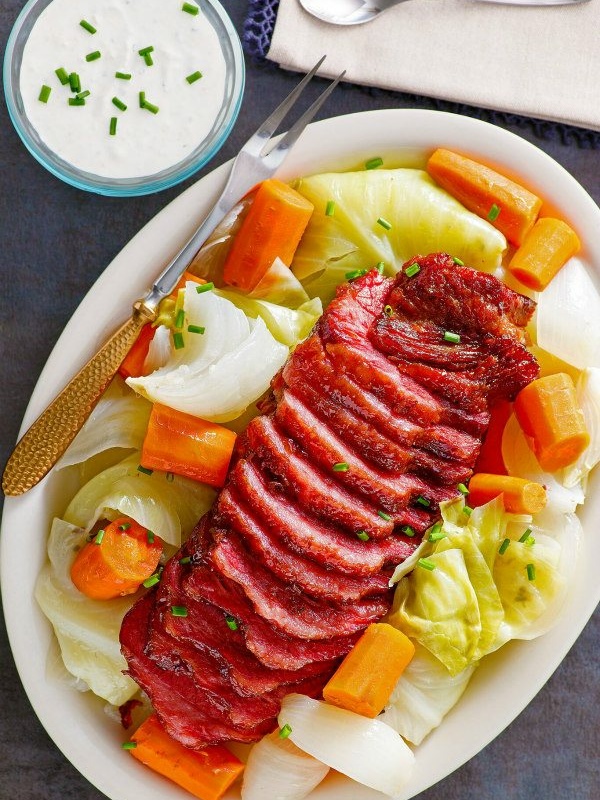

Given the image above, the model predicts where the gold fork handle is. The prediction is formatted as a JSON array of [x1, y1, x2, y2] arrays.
[[2, 308, 152, 497]]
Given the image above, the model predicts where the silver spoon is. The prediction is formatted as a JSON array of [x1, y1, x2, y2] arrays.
[[299, 0, 590, 26]]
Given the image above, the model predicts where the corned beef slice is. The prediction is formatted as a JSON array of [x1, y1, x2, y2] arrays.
[[120, 252, 538, 747]]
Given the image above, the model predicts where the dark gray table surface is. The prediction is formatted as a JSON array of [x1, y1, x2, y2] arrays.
[[1, 2, 598, 799]]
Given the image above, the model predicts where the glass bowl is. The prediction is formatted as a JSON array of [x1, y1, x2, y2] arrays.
[[3, 0, 245, 196]]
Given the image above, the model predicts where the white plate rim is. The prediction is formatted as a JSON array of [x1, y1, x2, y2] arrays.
[[2, 108, 599, 800]]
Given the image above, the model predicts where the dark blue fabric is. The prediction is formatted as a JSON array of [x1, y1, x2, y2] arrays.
[[243, 0, 600, 149]]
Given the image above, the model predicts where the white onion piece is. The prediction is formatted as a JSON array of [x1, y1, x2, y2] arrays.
[[536, 257, 600, 369], [563, 368, 600, 488], [242, 731, 329, 800], [278, 694, 415, 797], [143, 325, 172, 373]]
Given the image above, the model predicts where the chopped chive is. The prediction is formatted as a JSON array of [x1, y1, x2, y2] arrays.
[[186, 71, 203, 84], [376, 261, 385, 274], [526, 563, 536, 581], [443, 331, 461, 344], [415, 495, 430, 508], [196, 282, 214, 294], [85, 51, 101, 62], [175, 309, 185, 329], [94, 529, 105, 545], [187, 324, 205, 334], [109, 116, 118, 136], [430, 522, 443, 535], [325, 200, 336, 217], [488, 204, 501, 222], [365, 156, 383, 170], [378, 510, 392, 521], [76, 90, 91, 100], [171, 606, 188, 617], [498, 538, 511, 555], [38, 85, 51, 103], [142, 100, 159, 114], [345, 269, 367, 280], [138, 91, 146, 108], [428, 530, 447, 542], [182, 1, 200, 14], [418, 558, 436, 571], [118, 522, 131, 531], [404, 263, 421, 278], [384, 304, 393, 317], [68, 72, 81, 92], [166, 472, 175, 482], [138, 46, 155, 56], [463, 505, 473, 516], [332, 462, 350, 472], [80, 19, 97, 34], [518, 527, 533, 543], [457, 483, 469, 495], [146, 530, 155, 544], [356, 531, 370, 541], [68, 97, 85, 106], [115, 71, 132, 80], [377, 217, 392, 231], [173, 332, 185, 349], [401, 525, 416, 537], [525, 535, 536, 546], [112, 96, 127, 111], [225, 614, 238, 631], [121, 741, 137, 750], [452, 256, 465, 266], [137, 465, 153, 475], [179, 556, 192, 565], [143, 53, 154, 66], [279, 724, 292, 739], [55, 67, 69, 85], [143, 573, 161, 588]]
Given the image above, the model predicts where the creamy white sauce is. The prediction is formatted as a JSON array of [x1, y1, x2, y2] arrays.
[[20, 0, 228, 179]]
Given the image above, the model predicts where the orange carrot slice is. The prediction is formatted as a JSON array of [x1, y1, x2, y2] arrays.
[[322, 623, 415, 718], [468, 473, 546, 515], [427, 148, 542, 246], [129, 714, 244, 800], [222, 179, 314, 292], [118, 323, 155, 380], [70, 516, 162, 600], [141, 403, 236, 488], [514, 373, 589, 472], [508, 217, 580, 291], [474, 400, 512, 476]]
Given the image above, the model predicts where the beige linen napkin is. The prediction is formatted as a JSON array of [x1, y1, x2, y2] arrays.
[[267, 0, 600, 131]]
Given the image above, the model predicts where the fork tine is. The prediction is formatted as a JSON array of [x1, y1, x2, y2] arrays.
[[263, 69, 346, 159], [251, 55, 327, 143]]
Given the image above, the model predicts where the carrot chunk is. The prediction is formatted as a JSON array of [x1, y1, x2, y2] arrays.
[[118, 323, 155, 380], [508, 217, 580, 291], [129, 714, 244, 800], [322, 623, 415, 718], [222, 179, 314, 292], [468, 473, 546, 515], [70, 516, 162, 600], [514, 373, 589, 472], [426, 148, 542, 246], [141, 403, 236, 488], [474, 399, 512, 476]]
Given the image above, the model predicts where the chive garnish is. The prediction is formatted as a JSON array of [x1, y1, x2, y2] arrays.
[[356, 531, 370, 541], [68, 97, 85, 106], [118, 522, 131, 531], [415, 495, 430, 508], [143, 573, 161, 588], [173, 332, 185, 349], [196, 282, 214, 294], [225, 614, 238, 630], [452, 256, 465, 266], [443, 331, 461, 344], [187, 325, 205, 334], [384, 304, 393, 317], [94, 529, 105, 545], [488, 204, 501, 222], [138, 46, 155, 56], [146, 530, 155, 544], [345, 269, 367, 280], [142, 99, 159, 114], [144, 54, 153, 66], [457, 483, 469, 495], [182, 2, 200, 14], [171, 606, 188, 617], [428, 530, 447, 542], [377, 217, 392, 231], [179, 556, 192, 565], [279, 724, 292, 739], [463, 505, 473, 516], [55, 67, 69, 85], [376, 261, 385, 274], [404, 263, 420, 278], [498, 538, 511, 555], [85, 51, 101, 62], [121, 741, 137, 750], [109, 116, 117, 136], [115, 71, 132, 80], [175, 309, 185, 329], [80, 20, 97, 34], [76, 90, 91, 100], [518, 527, 533, 543], [430, 522, 443, 535], [38, 85, 51, 103], [137, 465, 153, 475], [378, 510, 392, 521], [526, 563, 536, 581], [69, 72, 81, 92], [401, 525, 416, 537], [365, 156, 383, 170], [186, 71, 203, 84], [325, 200, 335, 217], [332, 462, 350, 472], [112, 96, 127, 111], [418, 558, 436, 571]]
